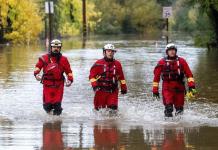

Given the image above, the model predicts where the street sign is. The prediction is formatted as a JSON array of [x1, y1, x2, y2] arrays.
[[163, 7, 172, 18], [45, 1, 54, 14], [50, 1, 54, 13], [45, 2, 49, 13]]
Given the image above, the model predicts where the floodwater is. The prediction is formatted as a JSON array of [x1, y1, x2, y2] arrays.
[[0, 35, 218, 150]]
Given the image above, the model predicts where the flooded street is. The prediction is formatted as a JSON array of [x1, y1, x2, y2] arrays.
[[0, 35, 218, 149]]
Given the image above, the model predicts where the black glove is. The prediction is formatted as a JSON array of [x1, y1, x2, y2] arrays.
[[153, 92, 160, 98], [121, 90, 127, 94], [188, 86, 197, 95], [93, 86, 100, 92]]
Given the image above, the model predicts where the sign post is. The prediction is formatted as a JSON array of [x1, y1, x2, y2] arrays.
[[163, 7, 172, 44], [45, 1, 54, 52], [82, 0, 87, 38]]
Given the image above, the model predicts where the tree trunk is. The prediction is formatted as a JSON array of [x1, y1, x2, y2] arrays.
[[208, 5, 218, 45]]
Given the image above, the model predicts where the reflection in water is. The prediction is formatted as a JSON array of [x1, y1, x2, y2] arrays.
[[42, 121, 64, 150], [161, 130, 185, 150], [0, 118, 14, 147], [42, 121, 73, 150], [93, 123, 119, 150], [125, 127, 147, 150], [90, 122, 197, 150], [195, 50, 218, 102]]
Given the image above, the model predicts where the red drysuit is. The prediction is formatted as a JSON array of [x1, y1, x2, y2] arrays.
[[34, 53, 73, 104], [153, 56, 195, 108], [89, 58, 127, 110]]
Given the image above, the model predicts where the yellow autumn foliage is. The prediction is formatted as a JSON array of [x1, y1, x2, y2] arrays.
[[57, 0, 100, 36], [0, 0, 43, 43]]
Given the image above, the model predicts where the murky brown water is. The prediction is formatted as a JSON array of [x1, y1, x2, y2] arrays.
[[0, 35, 218, 150]]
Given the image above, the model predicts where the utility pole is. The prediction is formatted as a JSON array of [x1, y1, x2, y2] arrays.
[[0, 7, 4, 42], [48, 0, 52, 44], [45, 0, 54, 52], [82, 0, 87, 38], [166, 18, 169, 44]]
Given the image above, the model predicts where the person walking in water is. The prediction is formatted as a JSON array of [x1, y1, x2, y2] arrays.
[[89, 44, 127, 112], [152, 43, 196, 117], [34, 39, 73, 115]]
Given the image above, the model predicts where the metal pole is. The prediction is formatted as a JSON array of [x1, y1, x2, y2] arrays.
[[0, 7, 3, 42], [45, 16, 48, 51], [79, 124, 83, 148], [48, 0, 52, 50], [82, 0, 87, 38], [82, 36, 87, 48], [166, 18, 169, 44]]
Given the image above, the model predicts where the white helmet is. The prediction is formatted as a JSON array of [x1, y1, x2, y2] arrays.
[[103, 44, 116, 52], [51, 39, 62, 47], [165, 43, 177, 53]]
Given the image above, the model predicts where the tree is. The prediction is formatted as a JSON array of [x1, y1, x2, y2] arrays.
[[55, 0, 99, 37], [125, 0, 162, 34], [171, 0, 210, 32], [94, 0, 162, 34], [0, 0, 43, 44], [189, 0, 218, 45], [157, 0, 174, 6], [93, 0, 125, 34]]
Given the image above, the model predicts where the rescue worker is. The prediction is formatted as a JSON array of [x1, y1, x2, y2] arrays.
[[152, 43, 196, 117], [34, 39, 73, 115], [89, 44, 127, 111]]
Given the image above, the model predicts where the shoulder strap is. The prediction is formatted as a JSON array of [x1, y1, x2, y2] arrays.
[[176, 57, 181, 75], [163, 57, 170, 66], [40, 55, 51, 66], [91, 63, 104, 69], [39, 56, 47, 66]]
